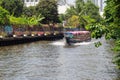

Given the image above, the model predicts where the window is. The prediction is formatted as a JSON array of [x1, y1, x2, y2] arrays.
[[35, 0, 38, 2]]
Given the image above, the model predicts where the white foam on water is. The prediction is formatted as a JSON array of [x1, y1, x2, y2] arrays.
[[74, 41, 98, 45], [50, 40, 100, 46], [50, 41, 65, 46]]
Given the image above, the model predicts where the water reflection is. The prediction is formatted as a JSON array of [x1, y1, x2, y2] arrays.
[[0, 38, 120, 80]]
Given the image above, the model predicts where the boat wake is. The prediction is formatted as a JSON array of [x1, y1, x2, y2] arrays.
[[50, 40, 65, 46], [50, 40, 100, 46]]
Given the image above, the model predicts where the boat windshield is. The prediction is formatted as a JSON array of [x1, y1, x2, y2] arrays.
[[64, 32, 73, 38]]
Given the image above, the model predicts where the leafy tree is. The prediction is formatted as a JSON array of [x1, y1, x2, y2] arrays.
[[85, 0, 120, 69], [36, 0, 60, 24], [84, 1, 101, 21], [65, 0, 101, 28], [67, 15, 79, 28], [59, 14, 66, 22], [104, 0, 120, 39], [103, 0, 120, 69], [0, 0, 3, 5], [0, 6, 10, 25], [22, 6, 36, 17], [75, 0, 85, 14], [1, 0, 24, 17], [65, 6, 77, 20]]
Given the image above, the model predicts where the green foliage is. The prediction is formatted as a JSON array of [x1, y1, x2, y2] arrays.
[[9, 15, 27, 25], [65, 0, 102, 28], [84, 0, 120, 69], [0, 0, 3, 5], [84, 1, 102, 22], [22, 6, 36, 17], [103, 0, 120, 69], [67, 15, 79, 28], [113, 52, 120, 69], [82, 16, 96, 24], [59, 14, 65, 22], [65, 6, 77, 20], [1, 0, 24, 17], [28, 15, 44, 26], [113, 40, 120, 52], [94, 41, 102, 48], [0, 6, 10, 25], [75, 0, 85, 14], [86, 23, 106, 39], [104, 0, 120, 26], [36, 0, 60, 24], [9, 15, 44, 26]]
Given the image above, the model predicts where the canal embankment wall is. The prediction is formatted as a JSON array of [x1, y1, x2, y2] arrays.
[[0, 24, 64, 46], [0, 33, 64, 46]]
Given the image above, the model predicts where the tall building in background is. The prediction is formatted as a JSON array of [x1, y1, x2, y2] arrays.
[[92, 0, 105, 12], [23, 0, 39, 7], [84, 0, 106, 16]]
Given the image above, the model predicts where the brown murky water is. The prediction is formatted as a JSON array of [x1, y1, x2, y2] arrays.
[[0, 38, 120, 80]]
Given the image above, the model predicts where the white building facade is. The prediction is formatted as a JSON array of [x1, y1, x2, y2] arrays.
[[23, 0, 39, 7]]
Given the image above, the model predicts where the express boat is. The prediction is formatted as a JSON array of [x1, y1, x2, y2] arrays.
[[64, 30, 91, 45]]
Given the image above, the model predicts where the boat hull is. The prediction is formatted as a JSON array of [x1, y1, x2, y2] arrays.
[[64, 31, 91, 45]]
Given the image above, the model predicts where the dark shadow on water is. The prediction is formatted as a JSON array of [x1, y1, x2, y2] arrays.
[[63, 44, 78, 48]]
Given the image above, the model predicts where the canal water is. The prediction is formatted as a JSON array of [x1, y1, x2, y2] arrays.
[[0, 38, 120, 80]]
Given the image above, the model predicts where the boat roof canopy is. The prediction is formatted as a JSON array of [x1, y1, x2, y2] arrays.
[[65, 31, 90, 35]]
